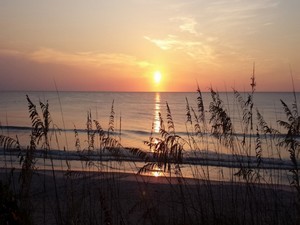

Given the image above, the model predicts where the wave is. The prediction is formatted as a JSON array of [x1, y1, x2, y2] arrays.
[[184, 150, 293, 170], [0, 125, 116, 134], [1, 125, 293, 139], [0, 147, 294, 171], [1, 125, 33, 131]]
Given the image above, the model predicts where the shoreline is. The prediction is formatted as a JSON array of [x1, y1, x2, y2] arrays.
[[0, 167, 294, 189], [1, 165, 298, 224]]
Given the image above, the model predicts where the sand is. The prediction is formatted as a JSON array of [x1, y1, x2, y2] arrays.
[[0, 168, 298, 225]]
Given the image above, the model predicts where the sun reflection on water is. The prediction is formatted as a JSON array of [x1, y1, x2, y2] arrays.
[[152, 170, 162, 177], [151, 164, 163, 177], [154, 92, 160, 133]]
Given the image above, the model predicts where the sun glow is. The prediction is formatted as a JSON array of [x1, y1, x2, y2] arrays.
[[154, 71, 162, 84], [153, 171, 162, 177], [152, 167, 163, 177]]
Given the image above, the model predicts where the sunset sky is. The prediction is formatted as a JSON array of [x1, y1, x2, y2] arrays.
[[0, 0, 299, 92]]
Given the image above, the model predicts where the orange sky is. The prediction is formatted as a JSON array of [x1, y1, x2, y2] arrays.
[[0, 0, 299, 92]]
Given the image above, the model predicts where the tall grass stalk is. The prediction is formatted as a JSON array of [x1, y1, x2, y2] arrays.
[[1, 74, 299, 224]]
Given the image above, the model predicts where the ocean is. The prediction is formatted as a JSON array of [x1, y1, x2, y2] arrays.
[[0, 91, 299, 183]]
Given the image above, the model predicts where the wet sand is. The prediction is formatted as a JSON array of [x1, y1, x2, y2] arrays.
[[0, 168, 298, 225]]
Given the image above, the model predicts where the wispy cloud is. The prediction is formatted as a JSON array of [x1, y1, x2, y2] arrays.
[[142, 0, 282, 66], [207, 0, 279, 26], [144, 35, 215, 63], [27, 48, 152, 69], [0, 47, 154, 77], [0, 49, 24, 57], [170, 17, 199, 35], [207, 0, 279, 14]]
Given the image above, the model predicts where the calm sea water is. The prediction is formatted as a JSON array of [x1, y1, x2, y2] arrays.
[[0, 91, 298, 151], [0, 91, 299, 182]]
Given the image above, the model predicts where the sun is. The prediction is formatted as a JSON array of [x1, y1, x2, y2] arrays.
[[153, 71, 162, 84]]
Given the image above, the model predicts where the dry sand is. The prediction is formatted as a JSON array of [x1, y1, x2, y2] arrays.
[[0, 168, 298, 225]]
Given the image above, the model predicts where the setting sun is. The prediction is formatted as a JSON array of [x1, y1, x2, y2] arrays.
[[154, 71, 162, 84]]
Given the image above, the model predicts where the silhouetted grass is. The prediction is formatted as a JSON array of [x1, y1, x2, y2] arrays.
[[0, 75, 299, 224]]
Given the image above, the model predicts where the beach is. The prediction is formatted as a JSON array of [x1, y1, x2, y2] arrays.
[[1, 0, 300, 224], [1, 90, 300, 224], [0, 168, 298, 225]]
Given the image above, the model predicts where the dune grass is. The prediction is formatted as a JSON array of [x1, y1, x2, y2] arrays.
[[0, 76, 299, 224]]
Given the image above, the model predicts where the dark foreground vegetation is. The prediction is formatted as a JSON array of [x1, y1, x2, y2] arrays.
[[1, 74, 300, 224]]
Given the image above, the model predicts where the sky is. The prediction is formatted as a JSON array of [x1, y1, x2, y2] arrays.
[[0, 0, 299, 92]]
